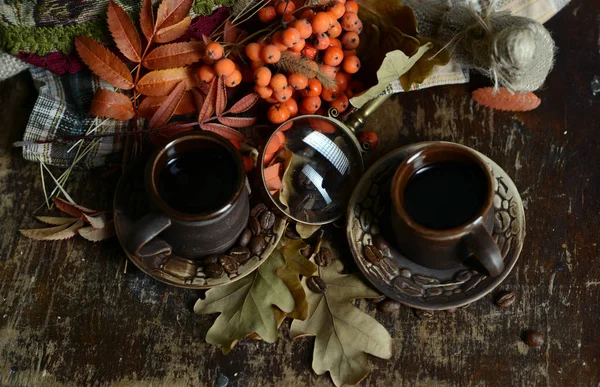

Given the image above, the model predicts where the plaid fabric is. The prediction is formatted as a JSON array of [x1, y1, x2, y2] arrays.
[[389, 0, 571, 92], [22, 67, 127, 168]]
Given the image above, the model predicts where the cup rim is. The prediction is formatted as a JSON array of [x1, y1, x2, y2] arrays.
[[147, 132, 246, 222], [390, 143, 495, 238]]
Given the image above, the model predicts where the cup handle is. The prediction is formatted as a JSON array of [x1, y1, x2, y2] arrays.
[[125, 212, 172, 259], [464, 224, 505, 277]]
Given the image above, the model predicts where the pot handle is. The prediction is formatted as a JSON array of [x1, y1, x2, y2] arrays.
[[125, 212, 172, 259], [343, 94, 392, 134], [464, 223, 505, 277]]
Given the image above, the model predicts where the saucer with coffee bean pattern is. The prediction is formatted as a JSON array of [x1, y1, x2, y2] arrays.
[[114, 152, 286, 289], [347, 142, 525, 310]]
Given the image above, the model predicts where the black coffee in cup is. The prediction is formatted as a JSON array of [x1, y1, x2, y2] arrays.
[[403, 162, 488, 230]]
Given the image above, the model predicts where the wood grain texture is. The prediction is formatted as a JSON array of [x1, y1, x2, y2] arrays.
[[0, 1, 599, 385]]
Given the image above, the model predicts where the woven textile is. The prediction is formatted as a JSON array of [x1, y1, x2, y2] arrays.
[[22, 67, 128, 168]]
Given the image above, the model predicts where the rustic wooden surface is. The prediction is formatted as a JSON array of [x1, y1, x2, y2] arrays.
[[1, 2, 599, 386]]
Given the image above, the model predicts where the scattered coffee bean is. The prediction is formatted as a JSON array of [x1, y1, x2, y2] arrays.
[[315, 247, 334, 267], [523, 330, 545, 348], [363, 245, 383, 265], [285, 227, 301, 240], [495, 290, 517, 308], [230, 247, 251, 264], [237, 228, 252, 248], [377, 299, 401, 313], [372, 234, 391, 256], [249, 217, 262, 235], [307, 276, 327, 293], [219, 256, 239, 275], [301, 244, 313, 258], [250, 203, 267, 217], [414, 309, 435, 320], [260, 210, 275, 230], [203, 255, 220, 264], [249, 235, 266, 256], [205, 262, 224, 278]]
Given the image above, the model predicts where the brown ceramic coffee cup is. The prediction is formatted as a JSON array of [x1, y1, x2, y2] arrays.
[[125, 132, 249, 260], [390, 143, 504, 277]]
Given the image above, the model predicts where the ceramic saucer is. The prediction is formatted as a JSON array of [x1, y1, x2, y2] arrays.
[[114, 152, 286, 289], [347, 142, 525, 310]]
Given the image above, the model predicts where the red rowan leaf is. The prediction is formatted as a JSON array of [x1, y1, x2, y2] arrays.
[[149, 81, 187, 129], [216, 75, 227, 115], [198, 77, 218, 121], [191, 88, 205, 112], [74, 36, 133, 90], [217, 116, 257, 128], [229, 93, 260, 113], [142, 41, 204, 70], [107, 0, 142, 62], [139, 91, 196, 118], [155, 16, 192, 44], [155, 0, 193, 30], [89, 89, 134, 120], [52, 197, 95, 218], [140, 0, 155, 41], [199, 123, 246, 142], [136, 67, 196, 96]]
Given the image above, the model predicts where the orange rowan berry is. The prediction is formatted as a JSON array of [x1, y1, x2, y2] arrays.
[[258, 6, 277, 23], [291, 19, 313, 39], [330, 92, 349, 112], [271, 31, 289, 52], [275, 0, 295, 16], [264, 96, 279, 104], [267, 103, 290, 124], [345, 1, 358, 13], [282, 98, 298, 116], [255, 85, 274, 99], [301, 43, 318, 60], [274, 87, 293, 102], [312, 33, 330, 50], [224, 69, 242, 87], [342, 55, 360, 73], [302, 78, 322, 97], [206, 42, 223, 60], [254, 66, 272, 87], [290, 38, 306, 52], [196, 65, 215, 83], [288, 73, 308, 90], [281, 27, 301, 48], [335, 71, 350, 92], [245, 42, 263, 61], [340, 12, 360, 31], [341, 31, 360, 49], [214, 58, 236, 77], [329, 37, 342, 48], [350, 19, 363, 33], [323, 46, 344, 66], [299, 9, 316, 19], [327, 20, 342, 38], [321, 86, 340, 102], [311, 12, 332, 34], [250, 59, 266, 70], [300, 96, 322, 114], [320, 64, 338, 79], [270, 73, 288, 91], [261, 45, 281, 64], [327, 2, 346, 19]]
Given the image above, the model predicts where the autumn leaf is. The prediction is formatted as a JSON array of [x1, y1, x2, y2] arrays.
[[223, 19, 240, 44], [155, 0, 193, 30], [229, 93, 260, 113], [142, 41, 204, 70], [191, 88, 205, 111], [149, 81, 187, 129], [107, 0, 142, 63], [217, 116, 256, 128], [36, 216, 79, 225], [78, 221, 116, 242], [20, 219, 85, 241], [82, 212, 110, 229], [290, 259, 393, 387], [350, 44, 432, 108], [136, 67, 196, 96], [155, 16, 192, 43], [89, 89, 134, 120], [193, 251, 295, 354], [198, 77, 218, 121], [472, 87, 542, 112], [296, 223, 321, 239], [138, 91, 196, 118], [216, 75, 227, 115], [199, 123, 246, 142], [52, 197, 95, 218], [75, 36, 134, 90], [140, 0, 155, 41]]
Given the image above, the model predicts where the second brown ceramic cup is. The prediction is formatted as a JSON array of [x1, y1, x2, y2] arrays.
[[125, 132, 249, 260], [390, 143, 504, 277]]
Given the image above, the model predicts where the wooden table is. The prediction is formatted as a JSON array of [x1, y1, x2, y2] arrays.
[[1, 1, 598, 385]]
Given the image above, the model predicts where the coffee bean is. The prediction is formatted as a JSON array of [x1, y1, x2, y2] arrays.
[[219, 256, 239, 275], [301, 244, 313, 258], [250, 203, 267, 217], [260, 211, 275, 231], [414, 309, 435, 320], [249, 235, 266, 256], [523, 330, 545, 347], [285, 227, 301, 240], [372, 234, 391, 256], [230, 247, 251, 264], [237, 228, 252, 248], [203, 255, 220, 264], [363, 245, 383, 265], [307, 276, 327, 293], [495, 290, 516, 308], [205, 262, 224, 278], [249, 216, 262, 235], [377, 299, 401, 313], [315, 247, 334, 267]]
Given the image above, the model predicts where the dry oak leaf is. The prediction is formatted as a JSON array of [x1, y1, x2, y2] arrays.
[[89, 89, 134, 120], [472, 87, 542, 112], [193, 251, 294, 354], [142, 41, 204, 70], [107, 0, 142, 63], [138, 91, 196, 118], [75, 36, 133, 90], [149, 80, 187, 129], [140, 0, 155, 41], [155, 16, 192, 43], [155, 0, 193, 30], [136, 67, 196, 96], [290, 259, 392, 387]]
